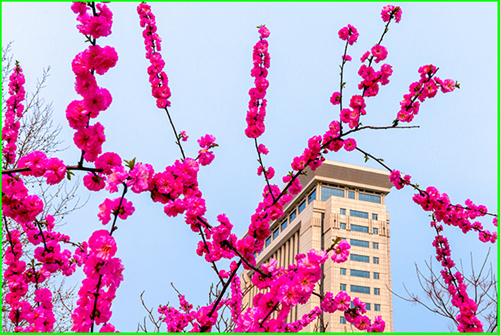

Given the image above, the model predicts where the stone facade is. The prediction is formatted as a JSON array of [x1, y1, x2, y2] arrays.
[[241, 160, 394, 332]]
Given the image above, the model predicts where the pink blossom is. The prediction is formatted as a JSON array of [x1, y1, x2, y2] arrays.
[[343, 138, 357, 151], [331, 240, 350, 263], [43, 157, 67, 185]]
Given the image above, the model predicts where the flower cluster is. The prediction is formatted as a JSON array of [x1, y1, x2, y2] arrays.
[[245, 26, 271, 139], [413, 186, 497, 243], [71, 230, 123, 332], [381, 5, 402, 23], [197, 134, 217, 166], [431, 228, 483, 332], [68, 2, 117, 162], [338, 24, 359, 45], [2, 64, 25, 165], [18, 151, 66, 185], [397, 64, 456, 122], [389, 170, 411, 190], [137, 3, 171, 109]]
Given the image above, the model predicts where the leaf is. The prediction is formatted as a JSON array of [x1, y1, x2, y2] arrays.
[[124, 158, 136, 170], [364, 155, 369, 163], [66, 170, 75, 181]]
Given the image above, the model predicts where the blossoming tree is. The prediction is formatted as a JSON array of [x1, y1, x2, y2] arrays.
[[2, 2, 497, 332]]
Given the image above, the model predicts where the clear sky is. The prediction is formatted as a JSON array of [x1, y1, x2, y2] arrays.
[[2, 2, 497, 332]]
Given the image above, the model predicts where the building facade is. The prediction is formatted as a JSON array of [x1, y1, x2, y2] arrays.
[[241, 160, 394, 332]]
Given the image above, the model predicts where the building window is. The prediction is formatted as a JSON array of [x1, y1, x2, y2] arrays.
[[372, 213, 378, 220], [265, 237, 271, 247], [365, 303, 371, 311], [351, 224, 369, 233], [273, 228, 279, 240], [359, 193, 381, 203], [340, 316, 346, 324], [340, 208, 346, 215], [351, 285, 370, 294], [298, 199, 306, 213], [321, 186, 344, 201], [340, 283, 346, 291], [350, 239, 369, 248], [374, 304, 381, 311], [350, 210, 369, 219], [373, 227, 379, 235], [374, 272, 380, 279], [340, 222, 346, 230], [281, 219, 288, 231], [290, 211, 296, 222], [373, 257, 380, 264], [340, 268, 346, 275], [374, 288, 380, 295], [350, 254, 370, 263], [308, 189, 316, 203], [350, 269, 370, 278], [348, 190, 355, 199], [372, 242, 379, 249]]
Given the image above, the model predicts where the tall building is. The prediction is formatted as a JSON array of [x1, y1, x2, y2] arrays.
[[241, 160, 394, 332]]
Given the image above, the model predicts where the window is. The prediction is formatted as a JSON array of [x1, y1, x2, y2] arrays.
[[298, 200, 306, 213], [350, 210, 369, 219], [290, 211, 296, 222], [374, 288, 380, 295], [365, 303, 371, 311], [308, 189, 316, 203], [350, 269, 370, 278], [373, 227, 379, 235], [348, 190, 355, 199], [372, 242, 379, 249], [273, 229, 279, 240], [321, 186, 344, 201], [373, 257, 380, 264], [265, 237, 271, 247], [340, 283, 347, 291], [351, 224, 369, 233], [340, 316, 346, 324], [351, 285, 370, 294], [340, 208, 346, 215], [281, 219, 288, 231], [340, 268, 347, 275], [372, 213, 378, 220], [340, 222, 346, 230], [350, 239, 369, 248], [374, 304, 381, 311], [350, 254, 370, 263], [373, 272, 380, 279], [359, 193, 381, 203]]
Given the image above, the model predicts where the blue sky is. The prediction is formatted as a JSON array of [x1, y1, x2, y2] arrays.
[[2, 2, 497, 332]]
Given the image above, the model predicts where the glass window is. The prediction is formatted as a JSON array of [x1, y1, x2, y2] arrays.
[[350, 269, 370, 278], [348, 190, 355, 199], [373, 242, 379, 249], [374, 272, 380, 279], [351, 285, 370, 294], [340, 316, 346, 324], [290, 211, 296, 222], [365, 303, 371, 310], [265, 237, 271, 247], [308, 189, 316, 203], [350, 210, 369, 219], [350, 254, 370, 263], [340, 208, 346, 215], [340, 268, 347, 275], [373, 257, 380, 264], [372, 213, 378, 220], [340, 222, 346, 230], [351, 224, 369, 233], [281, 219, 288, 231], [298, 200, 306, 213], [340, 283, 346, 291], [359, 193, 381, 203], [374, 304, 381, 311], [374, 288, 380, 295], [273, 229, 279, 240], [350, 239, 369, 248], [321, 186, 344, 201], [373, 227, 379, 235]]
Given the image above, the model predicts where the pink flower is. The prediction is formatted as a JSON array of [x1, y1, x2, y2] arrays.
[[127, 162, 154, 193], [334, 291, 351, 311], [83, 172, 106, 191], [371, 45, 388, 63], [331, 240, 350, 263], [258, 26, 270, 38], [343, 138, 357, 151], [88, 230, 117, 261], [381, 5, 402, 23], [65, 100, 89, 130], [197, 134, 217, 149], [330, 92, 341, 105], [43, 157, 66, 185], [257, 144, 269, 155], [18, 151, 47, 177], [95, 152, 122, 175]]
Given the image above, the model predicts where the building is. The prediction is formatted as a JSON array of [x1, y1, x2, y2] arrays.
[[241, 160, 394, 332]]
